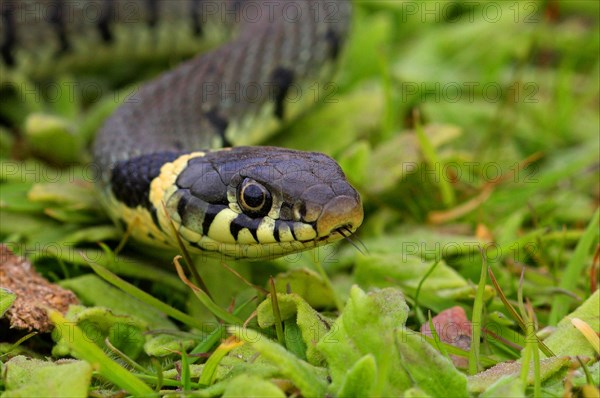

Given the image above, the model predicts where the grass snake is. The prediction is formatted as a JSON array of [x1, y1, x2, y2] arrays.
[[1, 0, 363, 259]]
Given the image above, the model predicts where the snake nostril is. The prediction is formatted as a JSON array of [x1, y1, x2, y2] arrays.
[[316, 195, 363, 237]]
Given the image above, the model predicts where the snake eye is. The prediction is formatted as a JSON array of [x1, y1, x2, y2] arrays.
[[238, 178, 272, 217]]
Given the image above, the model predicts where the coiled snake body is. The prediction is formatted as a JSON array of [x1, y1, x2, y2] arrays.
[[2, 0, 363, 259]]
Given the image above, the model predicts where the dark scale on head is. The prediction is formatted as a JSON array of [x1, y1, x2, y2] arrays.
[[270, 67, 295, 120], [111, 151, 181, 209], [176, 161, 229, 205], [0, 4, 16, 66]]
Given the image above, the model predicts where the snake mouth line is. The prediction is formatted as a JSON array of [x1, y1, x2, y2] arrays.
[[310, 225, 368, 255]]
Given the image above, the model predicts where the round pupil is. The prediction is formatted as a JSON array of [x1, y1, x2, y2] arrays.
[[243, 184, 265, 208]]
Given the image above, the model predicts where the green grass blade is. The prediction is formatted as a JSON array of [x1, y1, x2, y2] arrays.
[[427, 311, 450, 360], [550, 208, 599, 323], [415, 260, 441, 325], [469, 253, 487, 375], [173, 256, 243, 325], [49, 309, 154, 396], [422, 335, 497, 367], [528, 304, 542, 397], [488, 266, 554, 357], [414, 112, 456, 207], [85, 257, 207, 330], [198, 337, 244, 386], [180, 348, 191, 391], [0, 287, 16, 317], [269, 278, 286, 346]]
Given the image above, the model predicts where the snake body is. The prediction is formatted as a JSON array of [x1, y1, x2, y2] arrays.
[[2, 0, 363, 259]]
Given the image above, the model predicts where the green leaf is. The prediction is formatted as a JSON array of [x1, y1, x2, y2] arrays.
[[415, 120, 456, 207], [337, 140, 371, 187], [467, 357, 572, 393], [336, 354, 378, 397], [269, 83, 384, 155], [60, 225, 120, 245], [28, 180, 99, 210], [3, 356, 92, 398], [342, 9, 394, 86], [256, 292, 332, 365], [43, 248, 183, 291], [283, 320, 308, 361], [479, 375, 525, 398], [317, 286, 412, 396], [84, 261, 208, 329], [397, 329, 468, 397], [229, 327, 328, 397], [51, 305, 146, 360], [0, 287, 16, 317], [365, 124, 460, 195], [544, 290, 599, 358], [24, 113, 81, 164], [143, 333, 200, 357], [354, 253, 475, 311], [48, 76, 81, 119], [60, 274, 176, 330], [222, 374, 285, 398], [271, 268, 336, 309], [49, 310, 153, 396]]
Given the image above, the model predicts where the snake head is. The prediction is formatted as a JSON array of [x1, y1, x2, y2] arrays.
[[163, 146, 363, 259]]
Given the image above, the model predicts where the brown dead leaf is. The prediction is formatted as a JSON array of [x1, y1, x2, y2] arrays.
[[0, 245, 79, 332]]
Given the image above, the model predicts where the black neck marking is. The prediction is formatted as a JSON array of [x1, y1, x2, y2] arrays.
[[110, 151, 182, 209]]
